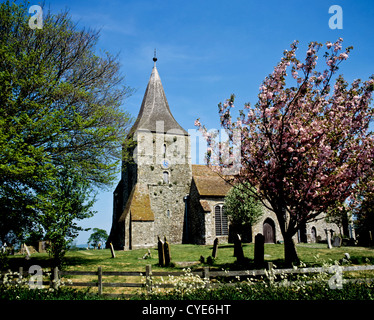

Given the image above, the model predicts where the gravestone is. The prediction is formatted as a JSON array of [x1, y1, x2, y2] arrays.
[[332, 236, 342, 247], [212, 238, 219, 259], [109, 242, 116, 258], [254, 233, 265, 268], [24, 244, 31, 260], [325, 229, 332, 249], [157, 236, 165, 267], [164, 236, 171, 267], [233, 234, 244, 262]]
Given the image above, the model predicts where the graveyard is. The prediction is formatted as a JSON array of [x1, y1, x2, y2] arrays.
[[2, 241, 374, 300], [5, 242, 374, 272]]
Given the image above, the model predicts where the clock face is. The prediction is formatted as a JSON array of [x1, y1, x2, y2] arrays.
[[161, 159, 170, 169]]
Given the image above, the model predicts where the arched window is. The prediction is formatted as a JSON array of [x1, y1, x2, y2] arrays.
[[215, 204, 228, 236], [163, 171, 169, 184], [167, 209, 171, 218]]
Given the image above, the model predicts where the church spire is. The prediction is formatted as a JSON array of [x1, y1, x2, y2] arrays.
[[129, 54, 187, 135]]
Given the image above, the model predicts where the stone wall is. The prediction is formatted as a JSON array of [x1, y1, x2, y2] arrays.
[[188, 180, 230, 245], [149, 184, 189, 244], [187, 180, 206, 245], [252, 207, 282, 243], [130, 221, 155, 250], [132, 130, 192, 248], [251, 206, 340, 244]]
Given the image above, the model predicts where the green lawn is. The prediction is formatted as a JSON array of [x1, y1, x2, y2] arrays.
[[3, 243, 374, 297], [5, 243, 374, 272]]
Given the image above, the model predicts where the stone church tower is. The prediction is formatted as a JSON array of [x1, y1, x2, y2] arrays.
[[107, 56, 192, 250]]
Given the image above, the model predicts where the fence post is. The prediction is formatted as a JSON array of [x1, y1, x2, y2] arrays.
[[146, 264, 152, 294], [203, 267, 210, 288], [98, 266, 103, 295], [18, 267, 23, 281], [53, 267, 59, 290]]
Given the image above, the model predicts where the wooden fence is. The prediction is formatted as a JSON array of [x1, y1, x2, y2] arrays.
[[2, 263, 374, 298]]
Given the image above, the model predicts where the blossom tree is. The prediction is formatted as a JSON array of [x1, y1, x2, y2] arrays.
[[196, 38, 374, 265]]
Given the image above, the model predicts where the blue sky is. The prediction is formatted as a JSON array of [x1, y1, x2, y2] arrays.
[[36, 0, 374, 244]]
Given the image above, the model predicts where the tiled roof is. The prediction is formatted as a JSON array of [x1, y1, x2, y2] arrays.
[[119, 183, 154, 222], [129, 62, 187, 135], [192, 164, 232, 197]]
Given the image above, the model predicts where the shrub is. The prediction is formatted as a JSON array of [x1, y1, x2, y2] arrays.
[[138, 261, 374, 300]]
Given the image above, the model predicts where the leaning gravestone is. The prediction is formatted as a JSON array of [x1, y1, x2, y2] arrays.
[[24, 244, 31, 260], [332, 236, 342, 247], [157, 236, 165, 267], [109, 242, 116, 258], [212, 238, 219, 259], [164, 236, 171, 267], [233, 234, 244, 262], [254, 233, 265, 268]]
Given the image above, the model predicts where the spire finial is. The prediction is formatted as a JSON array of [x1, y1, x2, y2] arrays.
[[153, 49, 157, 65]]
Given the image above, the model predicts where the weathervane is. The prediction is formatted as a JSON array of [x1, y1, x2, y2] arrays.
[[153, 49, 157, 64]]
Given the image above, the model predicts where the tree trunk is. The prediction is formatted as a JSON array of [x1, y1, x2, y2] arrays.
[[283, 235, 300, 266]]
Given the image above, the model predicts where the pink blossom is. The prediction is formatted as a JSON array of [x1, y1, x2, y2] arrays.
[[197, 38, 374, 265], [339, 52, 349, 60]]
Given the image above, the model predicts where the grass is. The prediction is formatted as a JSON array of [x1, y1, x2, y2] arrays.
[[2, 243, 374, 299], [4, 243, 374, 272]]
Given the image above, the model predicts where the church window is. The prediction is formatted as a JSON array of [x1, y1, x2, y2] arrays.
[[163, 144, 167, 157], [167, 209, 171, 218], [215, 204, 228, 236], [163, 171, 169, 183]]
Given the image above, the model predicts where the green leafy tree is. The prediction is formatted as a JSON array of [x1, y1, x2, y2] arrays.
[[0, 1, 133, 252], [0, 1, 131, 237], [36, 164, 96, 267], [326, 202, 350, 237], [88, 228, 108, 249], [225, 182, 263, 240], [355, 193, 374, 246]]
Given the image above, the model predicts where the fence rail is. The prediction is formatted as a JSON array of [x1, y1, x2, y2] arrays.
[[2, 263, 374, 298]]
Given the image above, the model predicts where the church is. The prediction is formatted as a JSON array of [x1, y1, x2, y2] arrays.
[[107, 56, 340, 250]]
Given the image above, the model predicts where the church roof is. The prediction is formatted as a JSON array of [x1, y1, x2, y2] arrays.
[[192, 165, 232, 197], [129, 59, 187, 135], [119, 183, 154, 222]]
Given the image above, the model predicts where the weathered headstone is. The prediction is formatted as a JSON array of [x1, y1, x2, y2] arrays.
[[233, 234, 244, 262], [109, 242, 116, 258], [325, 229, 332, 249], [212, 238, 219, 259], [24, 244, 31, 260], [164, 236, 171, 267], [157, 236, 165, 266], [332, 236, 342, 247], [254, 233, 265, 268], [142, 249, 152, 260]]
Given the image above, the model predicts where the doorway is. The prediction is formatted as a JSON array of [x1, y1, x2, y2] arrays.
[[263, 218, 276, 243]]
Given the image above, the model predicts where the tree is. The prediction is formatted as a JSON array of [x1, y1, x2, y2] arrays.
[[354, 192, 374, 246], [196, 38, 374, 265], [325, 202, 350, 237], [224, 182, 263, 239], [88, 228, 108, 249], [36, 163, 96, 267], [0, 2, 132, 247]]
